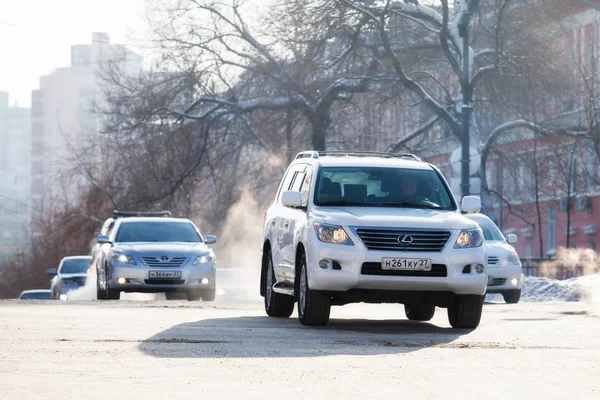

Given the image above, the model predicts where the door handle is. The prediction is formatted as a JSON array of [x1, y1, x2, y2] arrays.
[[271, 220, 276, 226], [284, 223, 289, 229]]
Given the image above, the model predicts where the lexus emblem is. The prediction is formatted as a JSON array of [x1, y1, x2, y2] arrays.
[[397, 234, 413, 246], [160, 255, 169, 261]]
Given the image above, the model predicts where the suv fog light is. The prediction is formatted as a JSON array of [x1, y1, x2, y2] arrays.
[[511, 277, 519, 286], [319, 259, 331, 269], [475, 264, 485, 274], [201, 278, 210, 284], [117, 277, 127, 284]]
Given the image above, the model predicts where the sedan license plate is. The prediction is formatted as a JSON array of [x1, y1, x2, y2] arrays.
[[149, 270, 182, 279], [381, 258, 432, 271]]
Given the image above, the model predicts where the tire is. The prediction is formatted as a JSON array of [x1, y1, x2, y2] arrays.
[[166, 292, 185, 300], [405, 304, 435, 321], [297, 253, 331, 326], [96, 271, 107, 300], [186, 290, 202, 301], [201, 289, 216, 302], [503, 289, 521, 304], [264, 251, 294, 318], [447, 295, 484, 329], [106, 288, 120, 300]]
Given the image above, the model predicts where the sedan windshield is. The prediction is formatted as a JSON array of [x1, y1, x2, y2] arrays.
[[479, 220, 506, 241], [314, 166, 455, 210], [20, 291, 52, 300], [115, 221, 202, 243], [60, 258, 90, 274]]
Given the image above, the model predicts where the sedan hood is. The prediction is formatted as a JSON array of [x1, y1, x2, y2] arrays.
[[113, 242, 210, 256], [59, 273, 88, 279], [311, 207, 478, 231]]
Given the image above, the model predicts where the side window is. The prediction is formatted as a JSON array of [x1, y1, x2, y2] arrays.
[[300, 166, 313, 207], [277, 166, 297, 203], [290, 172, 306, 192]]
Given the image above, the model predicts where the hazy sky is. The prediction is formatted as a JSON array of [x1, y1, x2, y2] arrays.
[[0, 0, 149, 108]]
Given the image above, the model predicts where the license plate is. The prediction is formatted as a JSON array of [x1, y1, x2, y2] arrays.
[[381, 258, 432, 271], [149, 270, 182, 279]]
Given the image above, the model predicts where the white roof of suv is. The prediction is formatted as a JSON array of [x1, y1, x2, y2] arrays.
[[293, 151, 432, 170]]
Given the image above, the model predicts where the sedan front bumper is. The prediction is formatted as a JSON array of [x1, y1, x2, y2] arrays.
[[108, 262, 216, 292]]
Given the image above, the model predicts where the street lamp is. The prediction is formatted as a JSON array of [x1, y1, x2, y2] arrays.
[[458, 0, 480, 199]]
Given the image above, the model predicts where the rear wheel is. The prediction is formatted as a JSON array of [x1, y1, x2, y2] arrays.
[[264, 251, 294, 318], [404, 304, 435, 321], [447, 295, 484, 329], [297, 254, 331, 326], [503, 289, 521, 304]]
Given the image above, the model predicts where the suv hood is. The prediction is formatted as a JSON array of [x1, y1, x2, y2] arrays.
[[59, 273, 88, 279], [113, 242, 210, 256], [311, 207, 478, 231]]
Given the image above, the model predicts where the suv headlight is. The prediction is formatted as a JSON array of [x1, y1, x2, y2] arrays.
[[454, 229, 483, 249], [313, 223, 354, 245], [194, 253, 215, 264], [502, 250, 521, 266], [113, 254, 136, 265]]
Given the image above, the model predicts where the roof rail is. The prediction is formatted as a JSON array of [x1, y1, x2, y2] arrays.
[[295, 151, 320, 159], [295, 150, 421, 162], [112, 210, 172, 218]]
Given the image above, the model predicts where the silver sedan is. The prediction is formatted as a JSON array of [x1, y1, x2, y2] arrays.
[[95, 217, 217, 301]]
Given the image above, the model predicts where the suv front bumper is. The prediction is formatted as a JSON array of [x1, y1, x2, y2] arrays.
[[306, 235, 487, 296]]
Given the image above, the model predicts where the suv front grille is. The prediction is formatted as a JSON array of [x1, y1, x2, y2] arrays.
[[361, 263, 447, 277], [354, 228, 451, 252], [141, 257, 189, 268], [487, 256, 499, 265], [488, 278, 506, 286]]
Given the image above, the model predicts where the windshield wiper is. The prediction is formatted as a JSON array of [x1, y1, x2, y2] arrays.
[[380, 202, 442, 210]]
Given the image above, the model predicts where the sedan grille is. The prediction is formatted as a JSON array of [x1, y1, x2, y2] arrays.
[[361, 263, 447, 277], [354, 228, 451, 252], [487, 256, 499, 265], [141, 257, 189, 268]]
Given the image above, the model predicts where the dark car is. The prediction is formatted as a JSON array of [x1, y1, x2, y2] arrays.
[[49, 256, 92, 300]]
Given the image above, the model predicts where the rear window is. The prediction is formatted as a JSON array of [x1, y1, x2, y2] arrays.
[[20, 291, 51, 300], [59, 258, 90, 274]]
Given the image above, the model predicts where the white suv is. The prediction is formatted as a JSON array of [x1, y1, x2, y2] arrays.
[[260, 151, 487, 329]]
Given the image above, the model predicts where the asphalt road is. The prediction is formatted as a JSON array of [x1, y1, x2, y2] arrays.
[[1, 278, 599, 399]]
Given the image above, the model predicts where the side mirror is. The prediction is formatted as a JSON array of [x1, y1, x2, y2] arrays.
[[282, 190, 303, 208], [461, 196, 481, 215], [94, 231, 100, 238], [205, 235, 217, 245], [506, 234, 518, 244], [47, 268, 57, 277], [96, 235, 112, 244]]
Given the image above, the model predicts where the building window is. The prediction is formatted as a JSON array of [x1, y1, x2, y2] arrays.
[[546, 207, 556, 255], [588, 241, 596, 251], [525, 243, 533, 258]]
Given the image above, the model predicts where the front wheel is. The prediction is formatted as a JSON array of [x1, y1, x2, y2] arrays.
[[96, 271, 107, 300], [297, 254, 331, 326], [264, 251, 294, 317], [447, 295, 484, 329], [201, 289, 216, 302], [405, 304, 435, 321], [186, 290, 202, 301], [503, 289, 521, 304], [106, 288, 120, 300]]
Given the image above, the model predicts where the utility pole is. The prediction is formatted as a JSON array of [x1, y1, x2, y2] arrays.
[[458, 0, 479, 199]]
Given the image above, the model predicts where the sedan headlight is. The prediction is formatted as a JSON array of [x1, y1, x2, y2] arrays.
[[113, 254, 136, 265], [194, 253, 215, 264], [313, 223, 354, 245], [454, 229, 483, 249], [502, 250, 521, 266]]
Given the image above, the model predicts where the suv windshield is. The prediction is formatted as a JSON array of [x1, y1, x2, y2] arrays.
[[60, 258, 90, 274], [115, 221, 202, 243], [314, 166, 455, 210]]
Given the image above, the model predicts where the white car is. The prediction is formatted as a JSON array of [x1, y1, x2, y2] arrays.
[[466, 213, 522, 303], [260, 151, 488, 329]]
